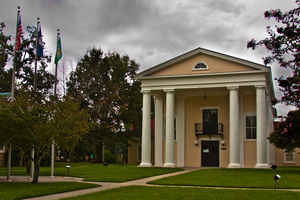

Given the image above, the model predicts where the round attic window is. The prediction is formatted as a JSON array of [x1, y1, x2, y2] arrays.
[[193, 62, 208, 70]]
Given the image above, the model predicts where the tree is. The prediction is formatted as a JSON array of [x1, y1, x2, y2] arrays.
[[0, 21, 56, 176], [269, 110, 300, 151], [0, 21, 55, 94], [0, 90, 90, 183], [247, 1, 300, 107], [0, 22, 13, 92], [67, 48, 142, 162], [247, 1, 300, 150]]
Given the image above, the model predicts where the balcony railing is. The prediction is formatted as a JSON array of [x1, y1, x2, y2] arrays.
[[194, 123, 224, 137]]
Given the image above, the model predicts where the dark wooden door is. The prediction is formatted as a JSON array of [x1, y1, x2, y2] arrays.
[[203, 109, 218, 134], [201, 141, 219, 167]]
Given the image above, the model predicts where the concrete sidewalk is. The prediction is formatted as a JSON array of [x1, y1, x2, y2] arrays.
[[0, 176, 83, 183], [22, 169, 196, 200], [5, 168, 299, 200]]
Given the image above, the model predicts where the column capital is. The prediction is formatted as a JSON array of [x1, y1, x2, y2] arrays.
[[164, 89, 175, 93], [255, 85, 265, 89], [141, 89, 151, 94], [227, 86, 239, 90]]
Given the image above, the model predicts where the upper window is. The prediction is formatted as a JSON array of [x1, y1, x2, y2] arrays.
[[192, 62, 208, 70], [246, 116, 256, 139], [203, 109, 218, 134]]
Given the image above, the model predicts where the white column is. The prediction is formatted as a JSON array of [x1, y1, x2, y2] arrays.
[[266, 100, 273, 165], [256, 86, 269, 168], [154, 95, 163, 167], [140, 90, 152, 167], [228, 86, 241, 168], [176, 97, 185, 167], [239, 94, 244, 167], [164, 89, 176, 167]]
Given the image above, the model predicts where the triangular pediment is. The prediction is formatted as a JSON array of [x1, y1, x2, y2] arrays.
[[138, 47, 268, 78]]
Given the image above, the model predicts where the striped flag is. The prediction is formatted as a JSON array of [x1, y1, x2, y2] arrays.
[[15, 6, 22, 51], [36, 18, 44, 57], [55, 30, 62, 65]]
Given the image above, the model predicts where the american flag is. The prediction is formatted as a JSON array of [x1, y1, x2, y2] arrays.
[[15, 7, 22, 51]]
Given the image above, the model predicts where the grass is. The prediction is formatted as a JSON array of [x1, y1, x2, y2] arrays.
[[0, 182, 98, 200], [0, 162, 182, 182], [150, 167, 300, 189], [62, 186, 300, 200]]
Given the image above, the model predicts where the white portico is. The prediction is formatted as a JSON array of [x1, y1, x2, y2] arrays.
[[138, 47, 275, 168]]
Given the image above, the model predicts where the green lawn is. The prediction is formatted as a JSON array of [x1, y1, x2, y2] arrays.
[[150, 167, 300, 189], [62, 186, 300, 200], [0, 162, 182, 182], [0, 182, 98, 200]]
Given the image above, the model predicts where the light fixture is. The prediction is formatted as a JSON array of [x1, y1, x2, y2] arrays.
[[194, 140, 199, 145]]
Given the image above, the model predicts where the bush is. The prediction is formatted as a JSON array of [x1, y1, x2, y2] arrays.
[[104, 149, 117, 164]]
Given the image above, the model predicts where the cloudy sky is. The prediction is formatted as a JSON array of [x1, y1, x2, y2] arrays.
[[0, 0, 298, 115]]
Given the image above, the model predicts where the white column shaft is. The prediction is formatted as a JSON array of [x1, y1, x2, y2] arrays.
[[256, 86, 268, 168], [164, 90, 175, 167], [228, 87, 241, 168], [154, 95, 163, 167], [140, 91, 152, 167], [176, 97, 185, 167]]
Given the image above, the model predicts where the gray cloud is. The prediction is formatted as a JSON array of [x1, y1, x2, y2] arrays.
[[0, 0, 298, 115]]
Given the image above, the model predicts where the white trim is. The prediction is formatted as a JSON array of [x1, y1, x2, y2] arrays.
[[283, 151, 296, 163], [137, 47, 268, 78], [141, 73, 266, 91], [200, 106, 221, 113], [243, 112, 257, 142], [244, 112, 257, 141], [140, 70, 265, 80], [192, 62, 208, 71]]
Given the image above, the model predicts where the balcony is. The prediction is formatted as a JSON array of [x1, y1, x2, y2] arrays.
[[194, 123, 224, 137]]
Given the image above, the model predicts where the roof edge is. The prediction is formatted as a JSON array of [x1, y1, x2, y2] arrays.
[[137, 47, 268, 78]]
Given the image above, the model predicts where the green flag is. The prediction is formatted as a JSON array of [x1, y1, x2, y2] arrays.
[[54, 31, 62, 65]]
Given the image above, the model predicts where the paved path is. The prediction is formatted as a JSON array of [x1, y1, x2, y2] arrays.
[[20, 169, 196, 200], [2, 168, 300, 200]]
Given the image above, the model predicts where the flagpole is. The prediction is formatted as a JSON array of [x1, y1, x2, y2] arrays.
[[31, 17, 40, 179], [51, 29, 60, 178], [7, 6, 22, 181]]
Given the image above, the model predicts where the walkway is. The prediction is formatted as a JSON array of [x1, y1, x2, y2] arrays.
[[2, 168, 300, 200], [21, 169, 196, 200]]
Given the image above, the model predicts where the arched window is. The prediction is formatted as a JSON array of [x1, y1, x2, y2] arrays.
[[193, 62, 208, 70]]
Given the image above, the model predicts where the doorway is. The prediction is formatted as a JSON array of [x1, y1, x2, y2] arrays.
[[201, 140, 219, 167]]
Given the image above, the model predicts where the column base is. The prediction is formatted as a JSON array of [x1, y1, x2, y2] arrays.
[[163, 162, 176, 168], [139, 162, 152, 167], [228, 163, 241, 168], [154, 163, 163, 167], [255, 163, 269, 168]]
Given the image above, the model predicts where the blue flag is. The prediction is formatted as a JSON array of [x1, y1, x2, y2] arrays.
[[36, 21, 44, 57]]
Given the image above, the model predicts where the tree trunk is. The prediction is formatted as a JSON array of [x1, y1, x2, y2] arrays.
[[32, 153, 40, 183], [19, 150, 24, 167]]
